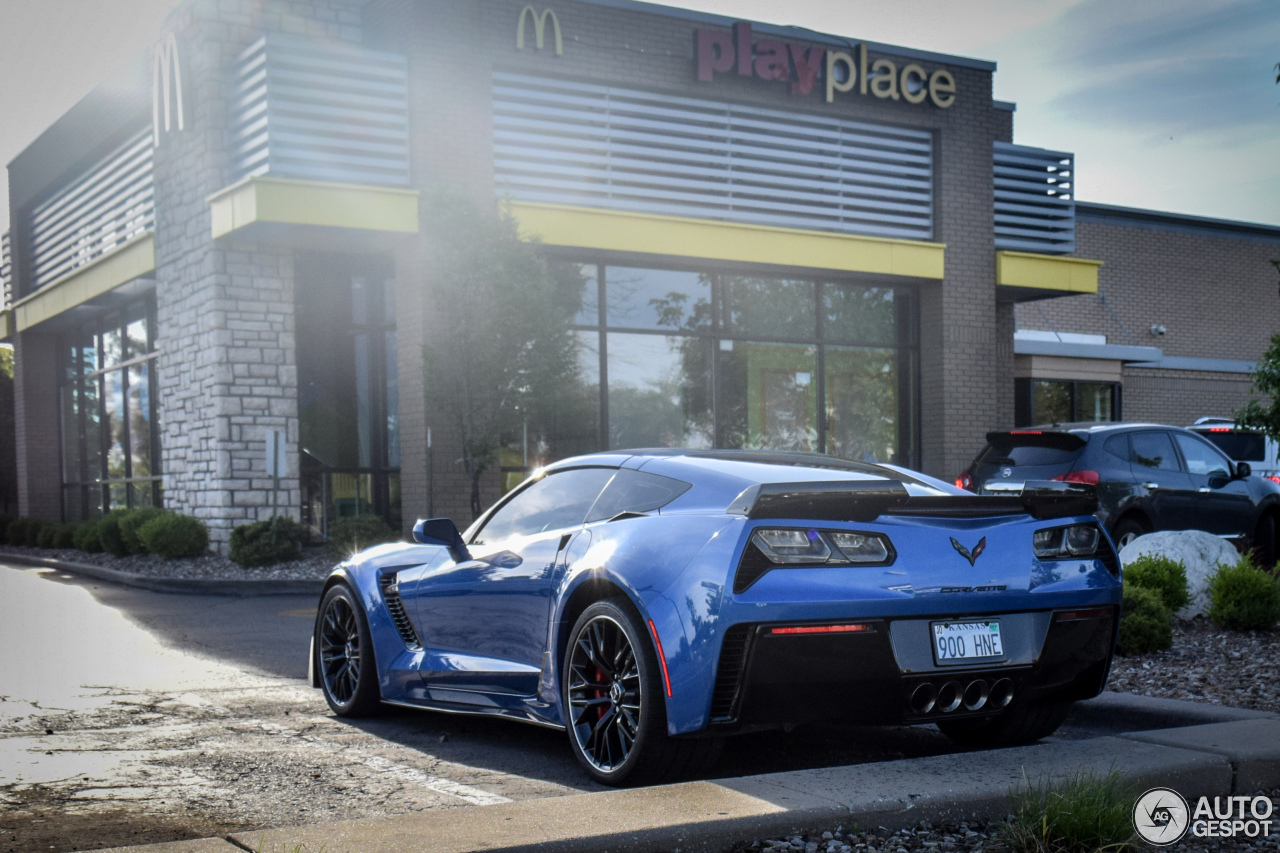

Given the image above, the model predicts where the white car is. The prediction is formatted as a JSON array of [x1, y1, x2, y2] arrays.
[[1188, 417, 1280, 484]]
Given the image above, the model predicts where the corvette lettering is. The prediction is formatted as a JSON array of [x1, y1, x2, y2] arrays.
[[695, 21, 956, 108]]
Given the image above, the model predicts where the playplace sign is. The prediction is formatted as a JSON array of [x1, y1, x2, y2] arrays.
[[696, 22, 956, 109]]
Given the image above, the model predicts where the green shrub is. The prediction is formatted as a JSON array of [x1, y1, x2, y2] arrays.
[[138, 512, 209, 559], [1207, 553, 1280, 631], [1117, 584, 1173, 656], [36, 523, 58, 549], [96, 511, 130, 557], [1123, 553, 1190, 612], [119, 506, 166, 554], [1001, 767, 1137, 853], [24, 519, 48, 548], [73, 521, 104, 553], [326, 515, 398, 559], [5, 517, 30, 547], [230, 516, 307, 568], [52, 523, 78, 550]]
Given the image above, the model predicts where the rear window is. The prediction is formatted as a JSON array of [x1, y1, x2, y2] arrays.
[[1195, 430, 1266, 461], [977, 437, 1083, 468]]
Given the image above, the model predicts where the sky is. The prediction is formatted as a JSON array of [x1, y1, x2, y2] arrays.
[[0, 0, 1276, 236]]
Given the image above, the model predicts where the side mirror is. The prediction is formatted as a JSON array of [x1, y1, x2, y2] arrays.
[[412, 518, 471, 562], [1236, 461, 1252, 479]]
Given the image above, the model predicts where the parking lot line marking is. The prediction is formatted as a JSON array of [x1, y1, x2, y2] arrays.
[[278, 608, 316, 618], [254, 721, 511, 806]]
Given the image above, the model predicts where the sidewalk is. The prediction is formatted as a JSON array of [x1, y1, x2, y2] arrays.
[[92, 715, 1280, 853]]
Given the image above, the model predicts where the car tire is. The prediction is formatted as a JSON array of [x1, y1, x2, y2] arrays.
[[1254, 513, 1277, 570], [563, 599, 721, 786], [315, 583, 382, 717], [1110, 517, 1148, 550], [936, 698, 1071, 748]]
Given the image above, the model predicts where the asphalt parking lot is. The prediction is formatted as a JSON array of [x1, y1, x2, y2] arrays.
[[0, 562, 1125, 852]]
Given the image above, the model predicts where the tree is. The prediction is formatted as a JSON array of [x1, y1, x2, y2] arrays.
[[421, 194, 585, 517], [0, 346, 15, 514], [1236, 263, 1280, 439]]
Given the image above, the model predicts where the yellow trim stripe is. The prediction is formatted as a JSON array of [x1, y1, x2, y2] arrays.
[[996, 250, 1102, 293], [12, 233, 156, 332], [506, 201, 946, 279], [209, 176, 420, 239]]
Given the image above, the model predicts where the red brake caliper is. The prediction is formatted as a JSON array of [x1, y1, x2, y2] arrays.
[[595, 668, 606, 721]]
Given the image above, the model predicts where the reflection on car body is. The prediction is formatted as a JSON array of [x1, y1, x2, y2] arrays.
[[312, 449, 1121, 786]]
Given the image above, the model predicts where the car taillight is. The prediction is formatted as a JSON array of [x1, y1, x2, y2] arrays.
[[1268, 475, 1280, 485], [1208, 427, 1231, 432], [1050, 470, 1100, 485], [955, 472, 973, 491]]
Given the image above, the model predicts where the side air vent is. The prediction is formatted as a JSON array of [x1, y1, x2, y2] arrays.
[[709, 624, 754, 722], [379, 573, 421, 650]]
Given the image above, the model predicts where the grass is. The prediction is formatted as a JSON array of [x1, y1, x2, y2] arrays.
[[1000, 766, 1137, 853]]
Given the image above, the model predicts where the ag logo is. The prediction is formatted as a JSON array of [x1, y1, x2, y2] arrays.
[[1133, 787, 1190, 846]]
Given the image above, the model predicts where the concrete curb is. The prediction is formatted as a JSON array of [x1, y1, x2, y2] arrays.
[[1066, 690, 1278, 730], [1, 551, 325, 596], [183, 732, 1244, 853]]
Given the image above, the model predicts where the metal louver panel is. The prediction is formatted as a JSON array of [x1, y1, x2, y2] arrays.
[[994, 141, 1075, 254], [30, 127, 154, 290], [231, 34, 410, 187], [1, 232, 11, 309], [493, 73, 934, 241], [379, 573, 422, 650]]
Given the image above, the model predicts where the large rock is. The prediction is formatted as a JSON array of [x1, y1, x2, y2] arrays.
[[1119, 530, 1240, 619]]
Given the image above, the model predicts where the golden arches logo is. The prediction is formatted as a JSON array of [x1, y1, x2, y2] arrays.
[[152, 33, 184, 145], [516, 6, 562, 55]]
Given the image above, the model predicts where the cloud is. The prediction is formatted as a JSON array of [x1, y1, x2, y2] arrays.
[[1024, 0, 1280, 141]]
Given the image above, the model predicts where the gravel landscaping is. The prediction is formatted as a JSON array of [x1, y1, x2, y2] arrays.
[[0, 543, 337, 580], [725, 793, 1280, 853], [1107, 617, 1280, 715]]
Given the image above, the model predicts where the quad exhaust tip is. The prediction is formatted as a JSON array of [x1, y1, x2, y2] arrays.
[[909, 677, 1014, 715]]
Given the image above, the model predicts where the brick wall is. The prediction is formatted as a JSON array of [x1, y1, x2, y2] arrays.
[[12, 332, 60, 520], [1014, 219, 1280, 429], [150, 0, 363, 549]]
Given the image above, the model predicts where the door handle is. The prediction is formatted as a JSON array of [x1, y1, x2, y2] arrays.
[[1143, 482, 1159, 489]]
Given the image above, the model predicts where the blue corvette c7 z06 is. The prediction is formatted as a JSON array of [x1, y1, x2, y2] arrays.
[[310, 450, 1120, 786]]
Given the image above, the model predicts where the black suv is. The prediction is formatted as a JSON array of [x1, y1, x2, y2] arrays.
[[958, 422, 1280, 563]]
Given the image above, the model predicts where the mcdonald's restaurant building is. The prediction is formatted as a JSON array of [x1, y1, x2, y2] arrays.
[[3, 0, 1278, 548]]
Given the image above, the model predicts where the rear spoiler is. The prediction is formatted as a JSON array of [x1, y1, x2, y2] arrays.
[[727, 480, 1096, 523], [985, 430, 1086, 451]]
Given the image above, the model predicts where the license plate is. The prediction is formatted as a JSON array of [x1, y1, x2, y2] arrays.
[[932, 620, 1004, 664]]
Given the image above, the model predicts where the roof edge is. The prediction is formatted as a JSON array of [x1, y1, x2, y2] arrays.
[[1077, 201, 1280, 243]]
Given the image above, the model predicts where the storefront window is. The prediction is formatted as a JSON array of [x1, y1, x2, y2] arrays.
[[1017, 378, 1120, 426], [497, 262, 919, 488], [59, 297, 161, 520], [298, 253, 402, 537]]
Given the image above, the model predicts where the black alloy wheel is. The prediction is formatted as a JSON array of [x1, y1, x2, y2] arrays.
[[316, 584, 381, 716], [563, 599, 721, 786], [1111, 516, 1148, 550], [567, 610, 643, 773]]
